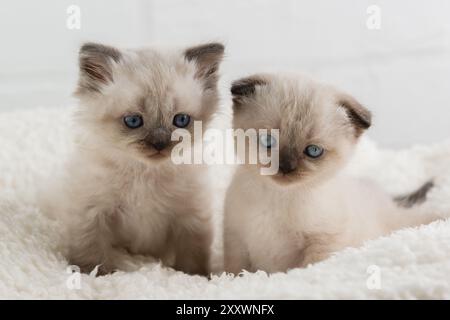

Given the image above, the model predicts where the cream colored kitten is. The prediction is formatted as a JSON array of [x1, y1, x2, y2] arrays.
[[51, 42, 224, 276], [224, 73, 437, 274]]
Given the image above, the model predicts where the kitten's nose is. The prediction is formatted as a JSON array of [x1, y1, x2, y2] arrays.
[[279, 156, 298, 174], [152, 141, 168, 151], [148, 127, 171, 151]]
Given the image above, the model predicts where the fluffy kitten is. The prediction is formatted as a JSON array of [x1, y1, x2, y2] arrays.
[[224, 73, 438, 274], [53, 42, 224, 275]]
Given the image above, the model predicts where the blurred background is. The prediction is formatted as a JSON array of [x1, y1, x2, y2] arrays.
[[0, 0, 449, 147]]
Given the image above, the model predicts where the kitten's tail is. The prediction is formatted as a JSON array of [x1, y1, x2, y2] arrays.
[[387, 180, 441, 231], [393, 180, 434, 208]]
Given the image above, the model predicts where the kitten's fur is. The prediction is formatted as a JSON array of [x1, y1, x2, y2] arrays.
[[224, 73, 438, 274], [52, 42, 224, 275]]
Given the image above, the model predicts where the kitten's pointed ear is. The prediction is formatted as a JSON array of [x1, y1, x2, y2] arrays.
[[184, 42, 225, 90], [338, 94, 372, 137], [231, 75, 267, 106], [76, 42, 122, 95]]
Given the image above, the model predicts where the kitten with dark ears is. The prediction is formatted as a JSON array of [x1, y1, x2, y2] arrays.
[[51, 42, 224, 275], [224, 73, 439, 274]]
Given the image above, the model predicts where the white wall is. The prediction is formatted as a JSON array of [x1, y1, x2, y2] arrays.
[[0, 0, 449, 147]]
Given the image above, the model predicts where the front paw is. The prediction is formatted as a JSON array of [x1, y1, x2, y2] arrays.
[[174, 256, 210, 276]]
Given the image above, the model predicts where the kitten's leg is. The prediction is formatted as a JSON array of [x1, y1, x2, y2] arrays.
[[224, 231, 251, 275], [66, 206, 118, 275], [173, 217, 212, 276], [223, 193, 251, 275], [298, 233, 338, 267]]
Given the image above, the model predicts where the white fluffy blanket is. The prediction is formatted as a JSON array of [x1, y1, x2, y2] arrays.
[[1, 107, 450, 299]]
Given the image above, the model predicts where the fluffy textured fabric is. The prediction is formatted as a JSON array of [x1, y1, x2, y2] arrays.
[[0, 107, 449, 299]]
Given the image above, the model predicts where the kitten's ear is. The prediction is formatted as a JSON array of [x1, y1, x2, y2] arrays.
[[76, 42, 122, 95], [184, 42, 225, 90], [338, 94, 372, 137], [231, 75, 267, 106]]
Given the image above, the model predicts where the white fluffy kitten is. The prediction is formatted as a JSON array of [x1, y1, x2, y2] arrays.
[[224, 73, 437, 274], [51, 42, 224, 275]]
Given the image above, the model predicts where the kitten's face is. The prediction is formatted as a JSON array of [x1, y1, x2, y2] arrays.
[[74, 42, 224, 164], [231, 74, 371, 186]]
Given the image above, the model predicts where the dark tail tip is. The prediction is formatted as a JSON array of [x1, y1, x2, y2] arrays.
[[394, 180, 434, 208]]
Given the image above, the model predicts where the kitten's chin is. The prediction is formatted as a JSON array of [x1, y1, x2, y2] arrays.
[[270, 172, 303, 186], [150, 152, 169, 160], [136, 151, 172, 165], [148, 152, 171, 163]]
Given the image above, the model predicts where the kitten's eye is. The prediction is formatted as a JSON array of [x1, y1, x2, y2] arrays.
[[123, 115, 143, 129], [304, 145, 324, 158], [173, 113, 191, 128], [260, 134, 277, 149]]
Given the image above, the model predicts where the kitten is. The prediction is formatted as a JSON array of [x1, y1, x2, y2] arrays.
[[223, 73, 438, 274], [52, 42, 224, 276]]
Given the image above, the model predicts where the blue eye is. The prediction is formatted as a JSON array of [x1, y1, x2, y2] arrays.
[[260, 134, 277, 148], [123, 115, 143, 129], [173, 114, 191, 128], [304, 145, 324, 158]]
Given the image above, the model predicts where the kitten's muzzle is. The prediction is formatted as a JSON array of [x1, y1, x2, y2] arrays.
[[279, 154, 298, 174], [152, 141, 168, 151], [146, 128, 171, 151]]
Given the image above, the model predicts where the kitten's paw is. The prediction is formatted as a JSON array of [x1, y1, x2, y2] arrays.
[[174, 259, 210, 277]]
